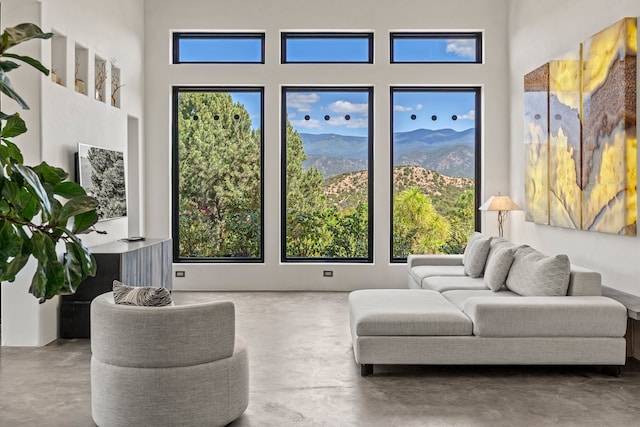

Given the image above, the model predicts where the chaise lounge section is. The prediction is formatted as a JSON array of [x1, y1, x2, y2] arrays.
[[349, 233, 628, 376]]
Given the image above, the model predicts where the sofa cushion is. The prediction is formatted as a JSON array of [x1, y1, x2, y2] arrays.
[[349, 289, 472, 336], [463, 236, 491, 278], [442, 289, 520, 311], [463, 296, 627, 337], [506, 246, 570, 296], [462, 232, 484, 265], [422, 276, 488, 292], [112, 280, 173, 307], [484, 246, 516, 291], [409, 265, 466, 288], [485, 237, 520, 266]]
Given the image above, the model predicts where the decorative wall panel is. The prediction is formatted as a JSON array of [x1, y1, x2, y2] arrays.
[[549, 48, 582, 229], [581, 17, 637, 235], [524, 63, 550, 224], [523, 17, 637, 236]]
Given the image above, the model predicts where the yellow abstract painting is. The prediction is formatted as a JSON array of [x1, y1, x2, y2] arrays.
[[524, 64, 549, 224], [523, 17, 637, 236], [549, 48, 582, 229], [582, 17, 637, 235]]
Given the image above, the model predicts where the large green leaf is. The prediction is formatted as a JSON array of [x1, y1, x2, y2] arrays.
[[14, 164, 52, 218], [2, 53, 49, 75], [0, 225, 31, 283], [0, 139, 24, 163], [0, 60, 20, 72], [29, 231, 64, 302], [33, 162, 68, 186], [61, 240, 96, 294], [2, 23, 52, 51], [65, 232, 97, 277], [1, 113, 27, 138], [72, 209, 98, 234], [0, 68, 29, 109], [58, 196, 97, 225], [54, 181, 87, 198]]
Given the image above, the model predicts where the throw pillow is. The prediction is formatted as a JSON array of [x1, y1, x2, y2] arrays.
[[506, 246, 570, 296], [462, 232, 484, 266], [484, 246, 515, 291], [112, 280, 173, 307], [463, 236, 491, 278]]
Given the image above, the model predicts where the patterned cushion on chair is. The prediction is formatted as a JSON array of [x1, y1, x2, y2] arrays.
[[112, 280, 173, 306]]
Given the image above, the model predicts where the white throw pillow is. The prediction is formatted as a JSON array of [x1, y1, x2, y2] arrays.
[[462, 232, 484, 266], [463, 236, 491, 278], [506, 246, 570, 296], [484, 246, 516, 291]]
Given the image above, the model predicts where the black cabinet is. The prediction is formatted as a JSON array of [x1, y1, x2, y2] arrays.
[[59, 238, 172, 338]]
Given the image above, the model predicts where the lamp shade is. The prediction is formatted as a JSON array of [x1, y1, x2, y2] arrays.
[[479, 195, 521, 212]]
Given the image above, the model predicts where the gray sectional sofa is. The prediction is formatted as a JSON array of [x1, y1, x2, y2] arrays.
[[349, 233, 628, 376]]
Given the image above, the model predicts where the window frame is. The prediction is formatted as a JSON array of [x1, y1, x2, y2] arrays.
[[172, 32, 266, 64], [172, 86, 265, 263], [281, 86, 374, 263], [390, 32, 483, 64], [389, 86, 482, 263], [281, 32, 374, 64]]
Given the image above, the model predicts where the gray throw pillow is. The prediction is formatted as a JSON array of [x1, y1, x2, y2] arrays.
[[484, 246, 515, 291], [112, 280, 173, 307], [506, 246, 570, 296], [462, 232, 485, 266], [463, 236, 491, 278]]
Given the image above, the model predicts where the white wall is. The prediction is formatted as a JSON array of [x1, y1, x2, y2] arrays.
[[1, 0, 145, 345], [508, 1, 640, 295], [144, 0, 511, 291]]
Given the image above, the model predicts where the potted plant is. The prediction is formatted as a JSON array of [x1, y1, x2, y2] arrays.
[[0, 23, 99, 302]]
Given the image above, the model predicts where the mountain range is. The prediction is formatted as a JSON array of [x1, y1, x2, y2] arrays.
[[300, 128, 475, 179]]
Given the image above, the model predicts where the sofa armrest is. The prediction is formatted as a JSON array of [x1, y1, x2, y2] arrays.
[[463, 296, 627, 338], [567, 264, 602, 296], [407, 254, 463, 269]]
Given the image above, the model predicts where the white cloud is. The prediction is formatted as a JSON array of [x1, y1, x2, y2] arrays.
[[328, 100, 369, 114], [394, 105, 413, 112], [445, 39, 476, 59], [458, 109, 475, 120], [287, 93, 320, 112], [290, 118, 323, 130], [416, 104, 424, 110]]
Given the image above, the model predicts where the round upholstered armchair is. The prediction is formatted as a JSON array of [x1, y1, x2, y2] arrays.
[[90, 292, 249, 427]]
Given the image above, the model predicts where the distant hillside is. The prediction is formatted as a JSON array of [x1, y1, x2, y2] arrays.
[[395, 144, 474, 179], [299, 128, 474, 179], [323, 165, 473, 211], [304, 154, 367, 178]]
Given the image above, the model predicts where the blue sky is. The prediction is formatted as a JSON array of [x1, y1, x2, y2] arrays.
[[392, 91, 476, 133]]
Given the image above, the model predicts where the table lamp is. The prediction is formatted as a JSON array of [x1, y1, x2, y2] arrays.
[[479, 194, 521, 237]]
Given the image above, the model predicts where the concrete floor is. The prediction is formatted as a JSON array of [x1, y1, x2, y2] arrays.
[[1, 291, 640, 426]]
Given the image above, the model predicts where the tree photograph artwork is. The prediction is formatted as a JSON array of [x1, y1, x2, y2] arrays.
[[78, 144, 127, 221]]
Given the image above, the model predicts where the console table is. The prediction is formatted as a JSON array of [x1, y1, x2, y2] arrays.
[[602, 286, 640, 360], [59, 238, 172, 338]]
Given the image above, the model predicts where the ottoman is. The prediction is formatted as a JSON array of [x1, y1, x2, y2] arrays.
[[349, 289, 472, 376]]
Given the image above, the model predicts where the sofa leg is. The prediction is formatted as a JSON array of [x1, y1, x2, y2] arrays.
[[602, 365, 621, 377], [360, 364, 373, 377]]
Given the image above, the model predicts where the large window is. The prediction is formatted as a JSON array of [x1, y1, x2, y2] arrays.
[[172, 87, 263, 262], [391, 87, 480, 261], [281, 33, 373, 63], [173, 33, 265, 63], [282, 87, 373, 262], [391, 32, 482, 63]]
